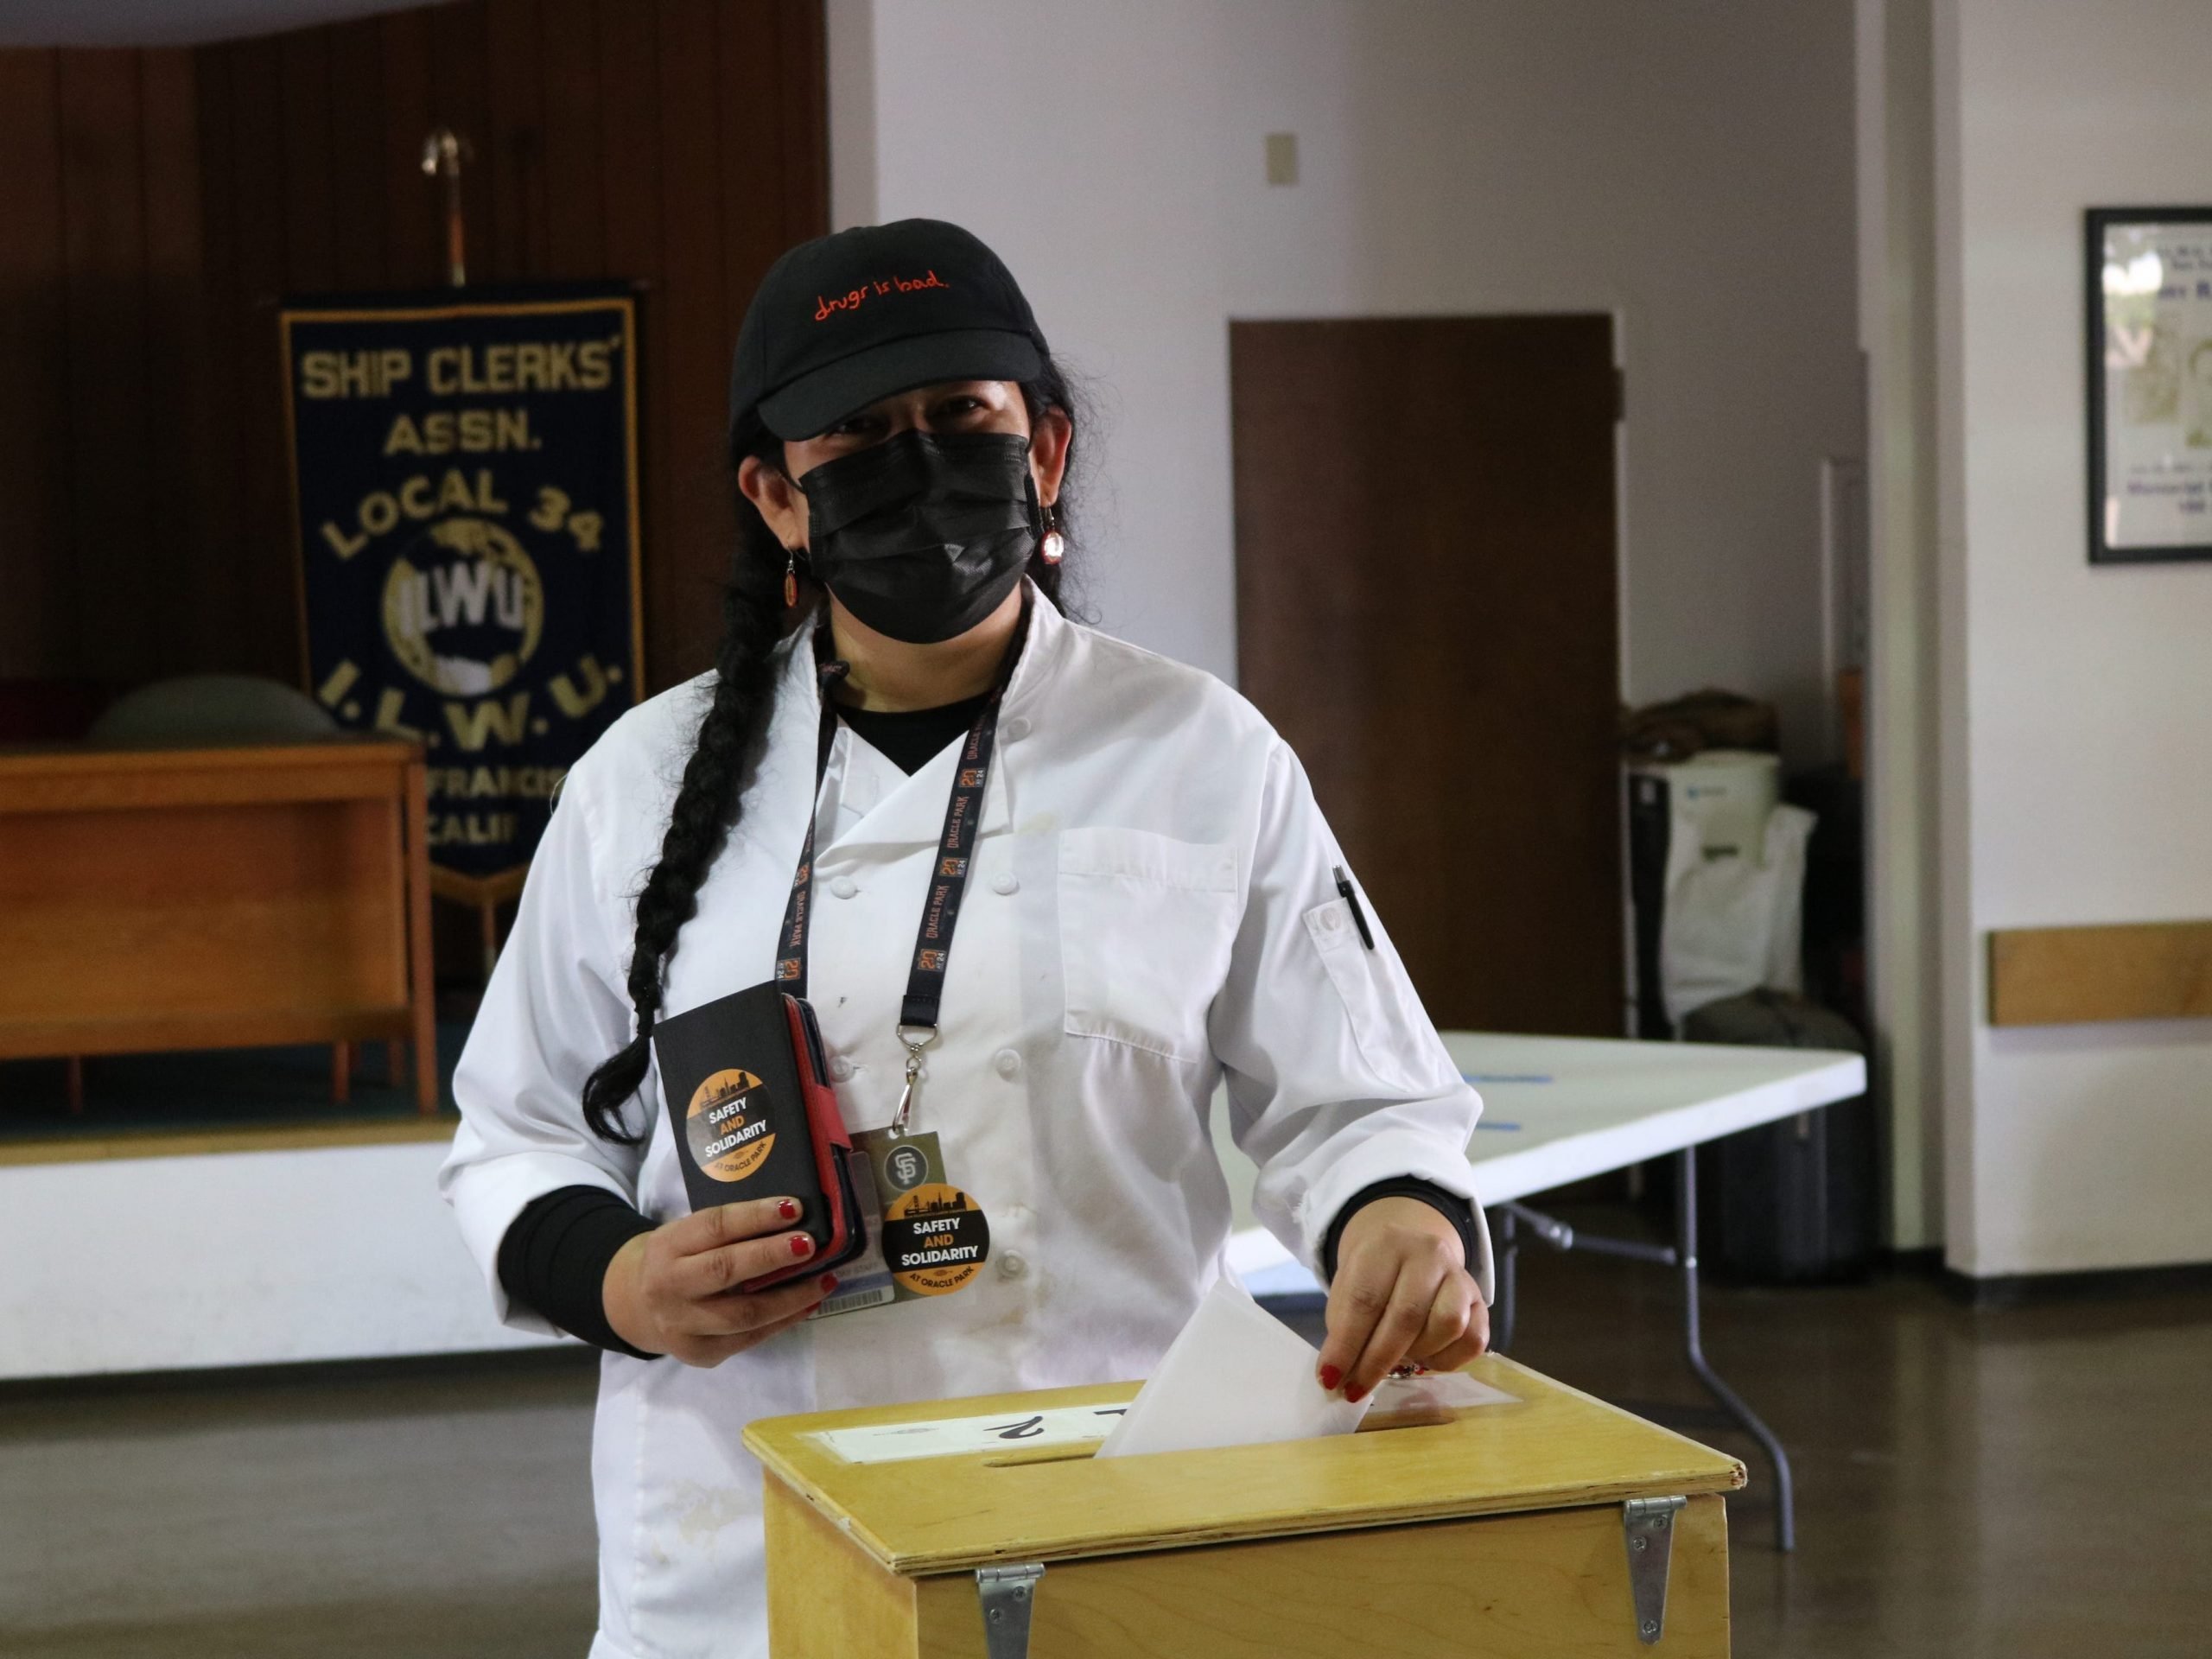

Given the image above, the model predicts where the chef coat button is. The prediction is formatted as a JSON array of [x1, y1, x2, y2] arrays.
[[830, 876, 858, 899], [829, 1056, 854, 1082], [999, 1251, 1028, 1281], [994, 1047, 1023, 1079], [992, 872, 1019, 896], [1320, 906, 1341, 931], [1002, 716, 1032, 741]]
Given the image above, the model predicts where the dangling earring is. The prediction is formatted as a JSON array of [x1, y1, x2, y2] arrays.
[[783, 549, 798, 608], [1039, 504, 1065, 566]]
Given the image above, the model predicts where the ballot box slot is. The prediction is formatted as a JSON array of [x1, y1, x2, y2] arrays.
[[981, 1445, 1098, 1469], [973, 1402, 1475, 1469]]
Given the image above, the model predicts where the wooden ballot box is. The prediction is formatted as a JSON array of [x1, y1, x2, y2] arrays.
[[746, 1354, 1745, 1657]]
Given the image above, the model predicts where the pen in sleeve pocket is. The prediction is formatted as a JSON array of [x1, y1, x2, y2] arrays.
[[1332, 865, 1376, 950]]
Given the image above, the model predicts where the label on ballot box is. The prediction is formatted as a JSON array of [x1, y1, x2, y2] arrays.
[[815, 1402, 1136, 1464]]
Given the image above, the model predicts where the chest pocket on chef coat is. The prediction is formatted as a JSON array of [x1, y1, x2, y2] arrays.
[[1058, 827, 1239, 1063]]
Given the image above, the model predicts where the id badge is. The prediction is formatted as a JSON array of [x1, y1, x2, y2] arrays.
[[809, 1128, 993, 1319]]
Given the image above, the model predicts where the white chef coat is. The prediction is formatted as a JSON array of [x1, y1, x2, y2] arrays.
[[441, 583, 1491, 1659]]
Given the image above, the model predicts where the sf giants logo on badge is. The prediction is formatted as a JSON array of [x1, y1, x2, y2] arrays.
[[938, 856, 967, 878], [958, 768, 983, 787], [916, 948, 947, 973]]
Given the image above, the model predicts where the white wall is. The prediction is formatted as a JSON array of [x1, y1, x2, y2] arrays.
[[1936, 0, 2212, 1274], [830, 0, 1861, 766], [0, 1143, 557, 1378], [1856, 0, 1944, 1250]]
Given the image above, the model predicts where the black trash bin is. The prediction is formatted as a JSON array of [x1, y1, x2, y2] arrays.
[[1682, 989, 1877, 1284]]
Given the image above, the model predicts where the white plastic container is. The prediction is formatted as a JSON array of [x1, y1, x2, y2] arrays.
[[1656, 748, 1781, 861]]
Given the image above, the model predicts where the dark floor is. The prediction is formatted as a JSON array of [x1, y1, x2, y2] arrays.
[[0, 1358, 601, 1658], [1495, 1211, 2212, 1658], [0, 1021, 470, 1143], [2, 1205, 2206, 1657]]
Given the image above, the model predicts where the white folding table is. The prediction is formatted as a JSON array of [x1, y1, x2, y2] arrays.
[[1217, 1031, 1868, 1552]]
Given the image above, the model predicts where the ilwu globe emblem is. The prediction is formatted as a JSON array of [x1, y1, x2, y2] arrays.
[[283, 290, 640, 886], [381, 515, 546, 697]]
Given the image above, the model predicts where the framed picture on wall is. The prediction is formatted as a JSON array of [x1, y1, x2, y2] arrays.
[[2088, 207, 2212, 563]]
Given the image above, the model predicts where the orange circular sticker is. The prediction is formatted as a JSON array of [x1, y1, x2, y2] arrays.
[[881, 1182, 991, 1295], [685, 1068, 774, 1183]]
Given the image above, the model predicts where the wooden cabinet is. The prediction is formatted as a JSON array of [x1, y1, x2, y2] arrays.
[[0, 741, 438, 1113], [747, 1354, 1744, 1656]]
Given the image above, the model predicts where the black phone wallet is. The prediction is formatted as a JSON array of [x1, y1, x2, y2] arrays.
[[651, 982, 868, 1291]]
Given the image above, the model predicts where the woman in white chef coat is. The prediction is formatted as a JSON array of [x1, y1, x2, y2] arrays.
[[443, 219, 1492, 1659]]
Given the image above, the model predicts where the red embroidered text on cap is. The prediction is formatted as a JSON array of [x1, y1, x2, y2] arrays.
[[814, 270, 952, 321]]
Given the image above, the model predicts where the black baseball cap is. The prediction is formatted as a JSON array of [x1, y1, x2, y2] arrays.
[[727, 219, 1048, 451]]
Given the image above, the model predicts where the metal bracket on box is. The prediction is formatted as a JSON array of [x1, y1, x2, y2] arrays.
[[1623, 1496, 1687, 1644], [976, 1561, 1046, 1658]]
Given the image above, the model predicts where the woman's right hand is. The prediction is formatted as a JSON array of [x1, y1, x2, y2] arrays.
[[602, 1196, 838, 1367]]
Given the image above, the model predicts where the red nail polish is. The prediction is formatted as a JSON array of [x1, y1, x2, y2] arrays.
[[1344, 1382, 1368, 1404], [789, 1234, 814, 1257], [819, 1274, 839, 1294], [778, 1198, 800, 1222], [1318, 1364, 1343, 1391]]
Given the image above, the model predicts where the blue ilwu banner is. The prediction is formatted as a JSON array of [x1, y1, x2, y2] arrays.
[[281, 286, 644, 900]]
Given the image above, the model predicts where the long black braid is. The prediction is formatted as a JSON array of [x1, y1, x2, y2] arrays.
[[579, 365, 1084, 1142]]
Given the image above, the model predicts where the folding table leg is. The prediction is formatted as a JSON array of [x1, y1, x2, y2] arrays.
[[1494, 1175, 1796, 1552], [1674, 1150, 1796, 1552]]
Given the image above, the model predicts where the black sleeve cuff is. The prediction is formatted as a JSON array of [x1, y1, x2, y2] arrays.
[[496, 1185, 662, 1360], [1319, 1177, 1482, 1286]]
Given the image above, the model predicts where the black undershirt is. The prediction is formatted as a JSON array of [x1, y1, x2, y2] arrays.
[[836, 690, 992, 775], [496, 696, 1481, 1355]]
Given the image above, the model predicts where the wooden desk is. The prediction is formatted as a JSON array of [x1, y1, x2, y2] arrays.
[[749, 1354, 1744, 1656], [0, 741, 437, 1114]]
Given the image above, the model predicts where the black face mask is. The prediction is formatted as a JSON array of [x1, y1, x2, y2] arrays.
[[797, 429, 1042, 645]]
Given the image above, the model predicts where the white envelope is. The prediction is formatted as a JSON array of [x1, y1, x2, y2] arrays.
[[1096, 1276, 1371, 1459]]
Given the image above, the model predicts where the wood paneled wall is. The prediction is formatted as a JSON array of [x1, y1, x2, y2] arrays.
[[0, 0, 826, 694]]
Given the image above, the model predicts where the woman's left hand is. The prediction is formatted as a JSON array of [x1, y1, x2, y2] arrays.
[[1315, 1197, 1488, 1402]]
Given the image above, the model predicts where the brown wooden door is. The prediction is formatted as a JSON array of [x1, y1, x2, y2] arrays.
[[1231, 315, 1621, 1035]]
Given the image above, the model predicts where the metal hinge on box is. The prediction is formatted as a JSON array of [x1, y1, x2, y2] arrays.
[[976, 1561, 1046, 1658], [1623, 1496, 1687, 1643]]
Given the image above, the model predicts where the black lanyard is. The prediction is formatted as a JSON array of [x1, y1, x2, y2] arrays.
[[774, 594, 1031, 1130]]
